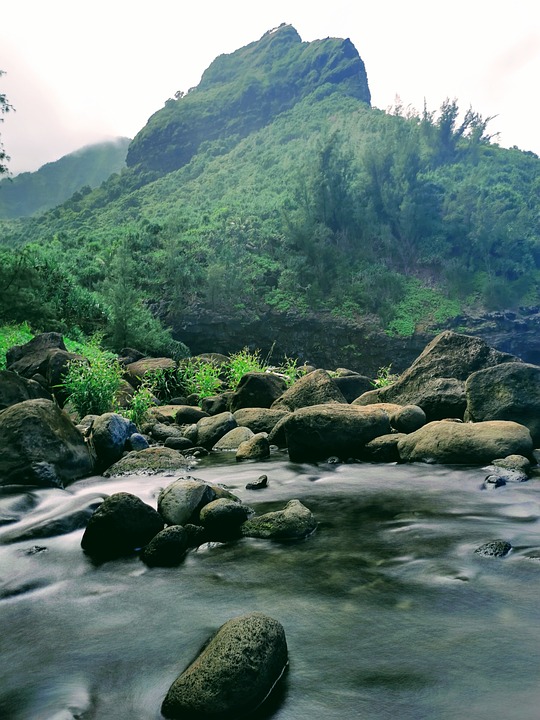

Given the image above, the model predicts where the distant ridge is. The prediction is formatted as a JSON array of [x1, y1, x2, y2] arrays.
[[0, 137, 131, 218]]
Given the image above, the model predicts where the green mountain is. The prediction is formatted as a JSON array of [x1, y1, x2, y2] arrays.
[[0, 138, 130, 218], [0, 25, 539, 367]]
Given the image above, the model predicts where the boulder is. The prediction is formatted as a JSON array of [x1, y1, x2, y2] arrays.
[[281, 403, 391, 462], [271, 369, 347, 411], [361, 433, 406, 463], [124, 357, 176, 387], [158, 476, 237, 526], [6, 332, 66, 375], [241, 499, 316, 540], [196, 411, 237, 449], [174, 405, 209, 424], [213, 426, 254, 451], [0, 398, 94, 487], [140, 525, 189, 567], [91, 412, 136, 468], [233, 407, 290, 435], [150, 422, 187, 443], [126, 432, 150, 451], [389, 404, 426, 433], [364, 331, 519, 420], [0, 370, 52, 410], [229, 372, 288, 412], [236, 432, 271, 461], [199, 498, 253, 541], [145, 405, 180, 424], [465, 362, 540, 445], [103, 447, 190, 477], [161, 613, 288, 719], [267, 412, 294, 448], [81, 492, 164, 560], [474, 540, 512, 558], [200, 392, 233, 416], [333, 374, 373, 403], [397, 420, 534, 465], [164, 436, 194, 451]]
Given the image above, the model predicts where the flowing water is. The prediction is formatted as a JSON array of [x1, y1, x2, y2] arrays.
[[1, 453, 540, 719]]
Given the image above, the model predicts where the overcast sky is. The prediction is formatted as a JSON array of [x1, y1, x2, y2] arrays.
[[1, 0, 539, 175]]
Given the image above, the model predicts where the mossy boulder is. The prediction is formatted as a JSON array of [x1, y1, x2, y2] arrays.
[[241, 499, 316, 540]]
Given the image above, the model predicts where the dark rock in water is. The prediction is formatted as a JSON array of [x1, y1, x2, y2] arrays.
[[246, 474, 268, 490], [0, 398, 95, 488], [361, 433, 406, 463], [81, 492, 164, 560], [482, 474, 507, 490], [0, 370, 52, 410], [161, 612, 288, 719], [474, 540, 512, 557], [282, 403, 391, 462], [272, 368, 347, 412], [397, 420, 533, 465], [236, 432, 270, 461], [140, 525, 189, 567], [241, 499, 316, 540], [91, 412, 136, 468], [229, 371, 288, 412], [199, 498, 253, 541], [465, 362, 540, 445]]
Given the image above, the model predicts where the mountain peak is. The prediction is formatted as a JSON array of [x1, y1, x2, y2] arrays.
[[126, 26, 370, 175]]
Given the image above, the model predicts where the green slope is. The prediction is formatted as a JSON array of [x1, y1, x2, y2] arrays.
[[0, 138, 130, 218]]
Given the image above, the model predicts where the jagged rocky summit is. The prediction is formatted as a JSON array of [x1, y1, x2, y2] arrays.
[[126, 23, 371, 175]]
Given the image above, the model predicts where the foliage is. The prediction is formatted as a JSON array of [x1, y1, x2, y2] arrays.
[[62, 351, 123, 418], [122, 383, 155, 428], [386, 279, 461, 337], [178, 358, 222, 398], [0, 70, 13, 177], [371, 364, 399, 388], [0, 321, 33, 370], [226, 347, 265, 389], [142, 366, 184, 402]]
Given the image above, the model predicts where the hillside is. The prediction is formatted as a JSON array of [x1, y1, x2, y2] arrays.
[[0, 25, 539, 368], [0, 138, 130, 218]]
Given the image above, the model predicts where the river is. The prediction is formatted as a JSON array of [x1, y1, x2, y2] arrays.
[[1, 452, 539, 719]]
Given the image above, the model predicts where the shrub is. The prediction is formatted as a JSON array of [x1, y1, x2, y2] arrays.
[[226, 348, 265, 389], [179, 358, 222, 398], [123, 383, 155, 428], [62, 351, 124, 418], [0, 321, 34, 370], [371, 364, 399, 388]]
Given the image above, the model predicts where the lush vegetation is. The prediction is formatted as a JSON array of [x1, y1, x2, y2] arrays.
[[0, 138, 130, 218], [0, 28, 538, 351]]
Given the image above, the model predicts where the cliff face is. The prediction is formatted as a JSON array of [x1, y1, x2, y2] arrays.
[[126, 24, 371, 175]]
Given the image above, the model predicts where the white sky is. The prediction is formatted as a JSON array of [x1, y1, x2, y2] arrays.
[[1, 0, 539, 174]]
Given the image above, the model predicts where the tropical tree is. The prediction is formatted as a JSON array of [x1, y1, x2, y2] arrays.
[[0, 70, 13, 176]]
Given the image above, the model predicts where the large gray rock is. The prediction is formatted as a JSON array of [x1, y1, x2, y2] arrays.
[[236, 433, 271, 461], [233, 407, 290, 435], [0, 398, 94, 487], [333, 374, 373, 403], [465, 362, 540, 445], [161, 612, 288, 719], [196, 411, 237, 449], [272, 368, 347, 411], [213, 426, 254, 450], [199, 498, 253, 541], [230, 371, 288, 412], [158, 476, 237, 526], [124, 357, 176, 387], [81, 492, 164, 560], [103, 447, 190, 477], [363, 331, 519, 421], [0, 370, 52, 410], [6, 332, 66, 376], [91, 412, 136, 468], [281, 403, 391, 462], [241, 499, 316, 540], [397, 420, 534, 465]]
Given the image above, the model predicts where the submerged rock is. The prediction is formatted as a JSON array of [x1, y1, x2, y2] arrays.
[[241, 499, 316, 540], [161, 612, 288, 719], [474, 540, 512, 558], [199, 498, 253, 541], [81, 492, 164, 560], [140, 525, 190, 567]]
